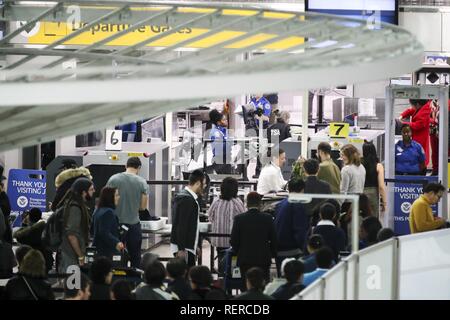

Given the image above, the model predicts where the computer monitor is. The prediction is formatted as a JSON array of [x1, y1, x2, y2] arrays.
[[142, 116, 166, 142]]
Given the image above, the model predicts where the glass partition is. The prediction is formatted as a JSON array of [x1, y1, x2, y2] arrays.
[[358, 239, 396, 299], [323, 262, 346, 300]]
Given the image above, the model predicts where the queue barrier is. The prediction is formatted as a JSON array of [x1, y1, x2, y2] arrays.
[[293, 228, 450, 300]]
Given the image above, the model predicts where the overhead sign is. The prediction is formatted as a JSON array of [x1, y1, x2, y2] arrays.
[[16, 21, 41, 37], [7, 169, 46, 227], [10, 8, 304, 49], [329, 122, 349, 138], [106, 129, 122, 151], [393, 176, 438, 236]]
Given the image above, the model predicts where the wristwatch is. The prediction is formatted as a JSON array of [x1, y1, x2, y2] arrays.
[[78, 256, 85, 262]]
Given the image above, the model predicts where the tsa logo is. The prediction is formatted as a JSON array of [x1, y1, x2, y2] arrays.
[[401, 202, 411, 214], [17, 196, 29, 208]]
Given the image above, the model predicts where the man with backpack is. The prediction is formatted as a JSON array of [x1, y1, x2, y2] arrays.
[[56, 178, 94, 273]]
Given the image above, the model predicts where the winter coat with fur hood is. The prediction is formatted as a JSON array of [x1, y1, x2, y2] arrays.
[[51, 167, 92, 212]]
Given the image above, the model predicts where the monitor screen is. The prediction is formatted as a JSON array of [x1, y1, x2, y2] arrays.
[[142, 116, 166, 141], [306, 0, 398, 26]]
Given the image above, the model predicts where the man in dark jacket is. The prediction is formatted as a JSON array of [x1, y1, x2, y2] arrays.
[[0, 166, 12, 244], [13, 208, 53, 271], [166, 258, 192, 300], [274, 178, 309, 277], [233, 267, 274, 300], [303, 159, 332, 225], [313, 203, 346, 260], [170, 170, 206, 267], [267, 111, 291, 146], [230, 192, 277, 286]]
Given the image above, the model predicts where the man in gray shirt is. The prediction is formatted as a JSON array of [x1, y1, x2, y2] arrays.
[[107, 157, 149, 268]]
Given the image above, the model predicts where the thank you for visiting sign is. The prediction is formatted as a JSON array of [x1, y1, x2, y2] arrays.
[[7, 169, 46, 227], [393, 175, 438, 235]]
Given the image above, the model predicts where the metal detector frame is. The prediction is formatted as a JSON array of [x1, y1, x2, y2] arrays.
[[384, 85, 449, 229]]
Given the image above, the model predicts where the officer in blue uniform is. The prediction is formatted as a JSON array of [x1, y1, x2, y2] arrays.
[[209, 109, 232, 174], [395, 124, 426, 175], [250, 95, 272, 129], [249, 95, 272, 178]]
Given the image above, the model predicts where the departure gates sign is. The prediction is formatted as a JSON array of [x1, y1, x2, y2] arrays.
[[11, 8, 305, 49]]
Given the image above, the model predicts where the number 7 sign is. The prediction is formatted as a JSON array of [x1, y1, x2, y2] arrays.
[[106, 129, 123, 151], [329, 122, 349, 138]]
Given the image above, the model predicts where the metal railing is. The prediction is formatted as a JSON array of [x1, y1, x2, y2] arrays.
[[292, 228, 450, 300]]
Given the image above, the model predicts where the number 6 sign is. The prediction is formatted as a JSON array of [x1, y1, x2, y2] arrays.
[[106, 129, 122, 151]]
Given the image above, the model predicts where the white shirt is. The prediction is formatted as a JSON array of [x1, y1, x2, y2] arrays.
[[257, 162, 287, 195], [316, 220, 335, 227], [170, 186, 200, 257]]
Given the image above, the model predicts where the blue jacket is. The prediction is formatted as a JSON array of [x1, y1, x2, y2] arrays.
[[395, 140, 425, 174], [251, 97, 272, 129], [274, 199, 309, 252], [92, 207, 121, 258], [303, 269, 329, 287], [210, 124, 231, 164]]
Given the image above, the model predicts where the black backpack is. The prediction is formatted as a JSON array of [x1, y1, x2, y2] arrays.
[[41, 204, 74, 252]]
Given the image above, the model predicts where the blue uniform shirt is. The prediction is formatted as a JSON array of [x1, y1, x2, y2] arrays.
[[251, 96, 272, 129], [395, 140, 426, 174], [210, 124, 231, 164]]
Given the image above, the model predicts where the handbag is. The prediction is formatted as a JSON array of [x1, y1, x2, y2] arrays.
[[22, 276, 39, 301]]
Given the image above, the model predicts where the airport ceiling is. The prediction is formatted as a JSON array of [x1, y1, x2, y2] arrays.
[[0, 0, 423, 151]]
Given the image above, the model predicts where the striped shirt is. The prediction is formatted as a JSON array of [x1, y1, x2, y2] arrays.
[[208, 197, 246, 248]]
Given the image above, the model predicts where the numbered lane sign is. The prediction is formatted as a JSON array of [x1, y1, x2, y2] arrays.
[[106, 129, 122, 151], [329, 122, 349, 138]]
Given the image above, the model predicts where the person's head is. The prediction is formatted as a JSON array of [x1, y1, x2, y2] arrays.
[[71, 177, 94, 202], [188, 169, 206, 196], [307, 234, 324, 254], [303, 158, 320, 176], [377, 228, 395, 243], [423, 183, 446, 205], [90, 256, 113, 285], [144, 261, 166, 288], [19, 249, 46, 278], [245, 267, 266, 291], [277, 111, 290, 124], [320, 203, 336, 221], [360, 216, 383, 244], [246, 192, 262, 210], [166, 258, 188, 280], [401, 124, 412, 144], [362, 141, 379, 163], [64, 273, 91, 300], [315, 247, 334, 269], [282, 259, 304, 284], [270, 148, 286, 168], [126, 157, 142, 173], [220, 177, 239, 201], [111, 280, 134, 300], [60, 159, 78, 171], [98, 187, 119, 209], [317, 142, 332, 161], [340, 144, 361, 166], [15, 245, 32, 267], [189, 265, 212, 290], [28, 207, 42, 224], [409, 99, 429, 110], [287, 178, 305, 193], [209, 109, 227, 127], [140, 252, 159, 272]]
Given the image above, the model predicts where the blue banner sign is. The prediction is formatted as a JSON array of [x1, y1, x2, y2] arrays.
[[7, 169, 46, 227], [393, 175, 438, 236]]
